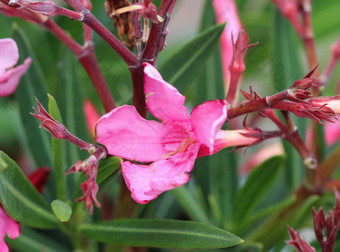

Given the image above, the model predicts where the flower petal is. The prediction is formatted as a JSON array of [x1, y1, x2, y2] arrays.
[[0, 206, 20, 252], [122, 143, 200, 203], [0, 58, 32, 97], [190, 100, 227, 153], [96, 105, 168, 162], [0, 38, 19, 74], [143, 62, 190, 124]]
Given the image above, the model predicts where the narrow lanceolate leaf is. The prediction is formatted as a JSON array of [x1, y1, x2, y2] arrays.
[[79, 219, 243, 249], [6, 226, 71, 252], [233, 155, 285, 223], [48, 94, 68, 202], [13, 27, 52, 168], [0, 152, 59, 229], [172, 186, 211, 224], [51, 200, 72, 222], [158, 23, 226, 93], [272, 9, 305, 190], [96, 156, 122, 185]]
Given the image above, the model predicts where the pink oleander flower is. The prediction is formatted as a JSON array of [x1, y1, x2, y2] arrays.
[[96, 63, 277, 204], [0, 206, 20, 252], [0, 167, 49, 252], [96, 63, 228, 203], [0, 38, 31, 97]]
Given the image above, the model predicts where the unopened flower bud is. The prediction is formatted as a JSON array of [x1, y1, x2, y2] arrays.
[[31, 99, 69, 139]]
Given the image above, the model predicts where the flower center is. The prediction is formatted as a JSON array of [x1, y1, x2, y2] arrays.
[[162, 123, 196, 159]]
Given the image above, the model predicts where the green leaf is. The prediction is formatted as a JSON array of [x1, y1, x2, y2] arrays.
[[235, 195, 296, 234], [158, 22, 226, 93], [48, 94, 68, 202], [79, 219, 243, 249], [13, 27, 52, 168], [51, 199, 72, 222], [271, 9, 305, 190], [172, 186, 211, 224], [97, 156, 122, 185], [0, 152, 58, 229], [233, 155, 285, 223], [6, 226, 71, 252], [248, 195, 319, 251], [56, 49, 89, 164]]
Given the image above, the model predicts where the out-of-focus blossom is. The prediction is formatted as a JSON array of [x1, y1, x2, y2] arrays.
[[287, 226, 316, 252], [96, 63, 228, 203], [84, 99, 100, 138], [0, 206, 21, 252], [0, 167, 49, 252], [238, 142, 284, 176], [325, 116, 340, 146], [212, 0, 249, 99], [0, 38, 31, 97], [27, 167, 50, 193]]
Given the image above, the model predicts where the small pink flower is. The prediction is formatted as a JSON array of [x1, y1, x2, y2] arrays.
[[0, 206, 21, 252], [238, 142, 284, 176], [96, 63, 228, 203], [0, 167, 49, 252], [0, 38, 31, 97]]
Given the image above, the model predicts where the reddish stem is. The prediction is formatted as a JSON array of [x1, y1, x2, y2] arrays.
[[42, 19, 116, 112], [78, 43, 116, 112], [266, 110, 316, 170], [130, 64, 147, 117], [63, 0, 138, 67]]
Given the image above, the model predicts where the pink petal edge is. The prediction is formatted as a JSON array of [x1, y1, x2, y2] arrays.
[[190, 100, 227, 153], [0, 206, 21, 252], [0, 38, 19, 73], [122, 143, 200, 203], [143, 62, 190, 124], [96, 105, 169, 162], [0, 57, 32, 97]]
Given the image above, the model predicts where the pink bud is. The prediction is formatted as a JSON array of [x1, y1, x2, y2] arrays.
[[287, 226, 316, 252], [31, 99, 68, 139]]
